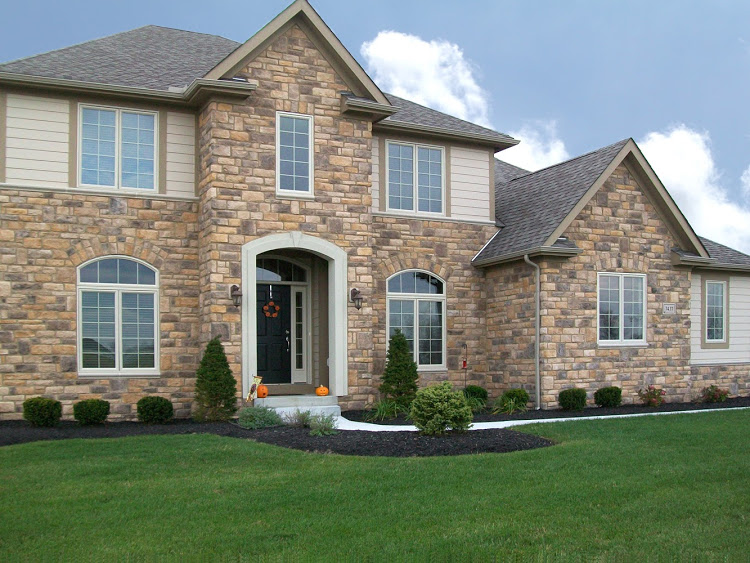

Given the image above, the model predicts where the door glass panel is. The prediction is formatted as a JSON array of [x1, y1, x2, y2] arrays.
[[295, 292, 304, 370]]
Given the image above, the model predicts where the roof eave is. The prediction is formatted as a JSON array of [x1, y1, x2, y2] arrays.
[[374, 119, 518, 151], [472, 245, 583, 268], [340, 94, 398, 121], [671, 251, 750, 272], [0, 72, 257, 106]]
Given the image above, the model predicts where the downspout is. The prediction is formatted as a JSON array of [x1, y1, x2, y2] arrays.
[[523, 255, 541, 410]]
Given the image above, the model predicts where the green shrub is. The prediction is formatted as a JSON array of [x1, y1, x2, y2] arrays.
[[409, 382, 473, 436], [73, 399, 110, 425], [283, 409, 313, 428], [22, 397, 62, 427], [137, 396, 174, 424], [237, 407, 283, 429], [559, 388, 587, 411], [464, 395, 486, 414], [637, 385, 666, 407], [594, 386, 622, 408], [308, 413, 338, 437], [493, 388, 530, 415], [379, 330, 419, 409], [194, 337, 238, 422], [365, 398, 408, 422], [463, 385, 489, 402], [701, 385, 729, 403]]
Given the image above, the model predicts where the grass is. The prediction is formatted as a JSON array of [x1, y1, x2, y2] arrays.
[[1, 410, 748, 560]]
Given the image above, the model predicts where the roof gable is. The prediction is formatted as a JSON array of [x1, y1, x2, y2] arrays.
[[474, 139, 708, 266], [204, 0, 389, 106]]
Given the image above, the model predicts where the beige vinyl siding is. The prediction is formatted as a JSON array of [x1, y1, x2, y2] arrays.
[[690, 273, 750, 364], [4, 94, 69, 187], [449, 146, 491, 222], [165, 111, 196, 197], [371, 134, 380, 210]]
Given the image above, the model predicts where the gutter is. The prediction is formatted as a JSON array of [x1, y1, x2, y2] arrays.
[[523, 255, 542, 410], [0, 72, 257, 107], [472, 245, 582, 268], [374, 119, 518, 151]]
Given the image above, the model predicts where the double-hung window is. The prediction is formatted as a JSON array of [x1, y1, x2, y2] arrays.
[[597, 273, 647, 345], [387, 270, 446, 369], [79, 106, 157, 190], [77, 257, 159, 376], [387, 141, 444, 214], [276, 112, 313, 196], [705, 280, 727, 343]]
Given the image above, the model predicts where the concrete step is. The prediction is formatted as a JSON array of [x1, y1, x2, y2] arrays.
[[255, 394, 341, 418]]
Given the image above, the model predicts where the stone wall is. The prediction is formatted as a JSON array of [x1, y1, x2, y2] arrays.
[[0, 189, 200, 420]]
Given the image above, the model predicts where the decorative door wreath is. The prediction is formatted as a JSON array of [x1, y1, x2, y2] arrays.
[[263, 301, 281, 318]]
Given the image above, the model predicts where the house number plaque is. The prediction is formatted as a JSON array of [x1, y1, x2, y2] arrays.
[[662, 303, 676, 314]]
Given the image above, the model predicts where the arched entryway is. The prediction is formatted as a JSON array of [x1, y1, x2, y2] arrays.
[[241, 232, 348, 398]]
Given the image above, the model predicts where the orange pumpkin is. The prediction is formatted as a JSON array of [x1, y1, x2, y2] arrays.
[[257, 384, 269, 398], [316, 385, 329, 396]]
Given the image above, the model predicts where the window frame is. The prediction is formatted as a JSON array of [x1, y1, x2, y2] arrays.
[[385, 140, 445, 216], [702, 276, 730, 349], [76, 256, 160, 378], [596, 272, 648, 347], [77, 104, 159, 192], [275, 111, 314, 199], [386, 269, 447, 371]]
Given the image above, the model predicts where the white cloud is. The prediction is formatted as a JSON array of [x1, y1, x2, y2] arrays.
[[361, 31, 491, 127], [495, 121, 570, 171], [639, 125, 750, 254], [741, 165, 750, 201]]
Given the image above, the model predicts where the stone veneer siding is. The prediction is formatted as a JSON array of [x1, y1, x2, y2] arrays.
[[0, 189, 200, 420], [537, 164, 749, 407]]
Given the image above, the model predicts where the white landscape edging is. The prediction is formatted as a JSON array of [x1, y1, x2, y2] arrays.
[[335, 406, 750, 432]]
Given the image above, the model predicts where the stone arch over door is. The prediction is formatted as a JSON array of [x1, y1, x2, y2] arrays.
[[241, 232, 348, 397]]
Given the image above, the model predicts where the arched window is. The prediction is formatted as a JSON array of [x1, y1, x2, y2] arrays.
[[386, 270, 446, 368], [77, 257, 159, 376]]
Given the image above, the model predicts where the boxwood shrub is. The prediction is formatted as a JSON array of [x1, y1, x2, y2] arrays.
[[594, 386, 622, 408], [559, 388, 587, 411], [463, 385, 489, 403], [410, 382, 472, 436], [73, 399, 110, 425], [137, 396, 174, 424], [22, 397, 62, 427]]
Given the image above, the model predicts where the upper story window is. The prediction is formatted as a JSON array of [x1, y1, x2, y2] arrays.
[[597, 273, 647, 346], [387, 141, 444, 215], [387, 270, 446, 369], [276, 112, 313, 197], [79, 105, 157, 190], [705, 280, 727, 343], [77, 257, 159, 377]]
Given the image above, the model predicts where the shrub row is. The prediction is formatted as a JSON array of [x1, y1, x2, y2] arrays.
[[21, 396, 175, 426]]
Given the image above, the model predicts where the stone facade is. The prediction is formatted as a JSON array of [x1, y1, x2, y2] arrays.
[[0, 189, 200, 419]]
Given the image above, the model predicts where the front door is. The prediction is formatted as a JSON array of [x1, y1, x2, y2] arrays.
[[257, 284, 291, 383]]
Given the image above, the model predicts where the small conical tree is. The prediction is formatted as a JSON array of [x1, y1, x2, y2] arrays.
[[379, 330, 419, 409], [194, 337, 237, 421]]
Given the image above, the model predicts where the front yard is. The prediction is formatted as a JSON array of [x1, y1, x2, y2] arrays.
[[1, 410, 748, 559]]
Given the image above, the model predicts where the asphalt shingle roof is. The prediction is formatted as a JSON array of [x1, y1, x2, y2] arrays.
[[494, 159, 529, 184], [474, 139, 630, 263], [699, 237, 750, 267], [0, 26, 240, 91]]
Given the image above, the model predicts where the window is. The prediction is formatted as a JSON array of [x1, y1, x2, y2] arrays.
[[79, 105, 157, 190], [386, 141, 444, 214], [387, 270, 446, 368], [276, 112, 313, 196], [77, 257, 159, 376], [705, 280, 727, 343], [597, 273, 647, 345]]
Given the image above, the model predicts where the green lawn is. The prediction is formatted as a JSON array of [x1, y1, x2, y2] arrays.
[[1, 411, 748, 560]]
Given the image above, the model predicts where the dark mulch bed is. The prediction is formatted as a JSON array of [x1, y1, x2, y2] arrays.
[[0, 418, 553, 457], [342, 396, 750, 425]]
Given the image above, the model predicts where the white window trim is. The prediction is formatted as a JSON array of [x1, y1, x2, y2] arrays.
[[77, 104, 159, 192], [77, 256, 160, 378], [705, 280, 727, 343], [597, 272, 648, 347], [385, 140, 446, 217], [386, 270, 447, 371], [275, 111, 314, 199]]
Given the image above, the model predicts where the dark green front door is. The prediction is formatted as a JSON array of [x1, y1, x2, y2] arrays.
[[257, 284, 291, 384]]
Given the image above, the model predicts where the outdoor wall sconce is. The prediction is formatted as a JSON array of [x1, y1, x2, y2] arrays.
[[350, 288, 363, 310], [230, 284, 243, 307]]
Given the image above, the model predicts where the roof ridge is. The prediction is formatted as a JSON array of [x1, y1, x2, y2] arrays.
[[505, 137, 631, 181], [143, 25, 239, 44]]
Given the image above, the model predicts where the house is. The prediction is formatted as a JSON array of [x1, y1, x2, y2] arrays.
[[0, 0, 747, 420]]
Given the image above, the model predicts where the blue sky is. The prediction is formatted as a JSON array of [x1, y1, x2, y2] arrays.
[[2, 0, 749, 250]]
